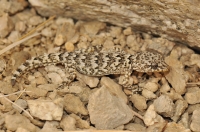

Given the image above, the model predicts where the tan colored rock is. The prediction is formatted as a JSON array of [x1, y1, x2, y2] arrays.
[[124, 123, 145, 131], [0, 14, 14, 38], [60, 115, 76, 131], [54, 22, 76, 46], [142, 89, 157, 100], [101, 77, 127, 103], [63, 94, 88, 115], [143, 104, 165, 126], [130, 94, 147, 111], [80, 21, 106, 35], [146, 122, 167, 132], [70, 113, 90, 129], [190, 109, 200, 131], [178, 112, 189, 129], [29, 0, 200, 49], [27, 99, 63, 120], [16, 127, 30, 132], [165, 49, 187, 95], [123, 27, 132, 36], [153, 95, 174, 117], [0, 81, 14, 94], [5, 114, 37, 132], [41, 27, 55, 37], [15, 21, 26, 32], [172, 100, 188, 122], [40, 121, 60, 131], [8, 30, 21, 42], [110, 26, 122, 38], [164, 122, 191, 132], [25, 85, 48, 98], [143, 81, 159, 92], [88, 86, 133, 129], [76, 71, 99, 88], [12, 99, 28, 113], [65, 41, 75, 52], [184, 87, 200, 104]]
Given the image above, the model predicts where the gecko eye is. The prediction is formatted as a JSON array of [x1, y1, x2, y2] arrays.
[[151, 64, 158, 70]]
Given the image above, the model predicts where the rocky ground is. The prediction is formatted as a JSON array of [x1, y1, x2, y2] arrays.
[[0, 0, 200, 132]]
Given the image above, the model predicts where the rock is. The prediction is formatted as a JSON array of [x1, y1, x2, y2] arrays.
[[16, 127, 30, 132], [164, 122, 191, 132], [165, 49, 187, 95], [126, 35, 139, 49], [184, 87, 200, 104], [37, 84, 58, 91], [190, 109, 200, 131], [8, 30, 21, 42], [25, 85, 48, 98], [165, 89, 183, 101], [87, 86, 133, 129], [80, 21, 106, 35], [76, 72, 99, 88], [60, 115, 76, 131], [187, 105, 200, 116], [70, 113, 90, 129], [103, 39, 115, 49], [30, 0, 200, 49], [41, 27, 55, 37], [27, 99, 63, 120], [40, 121, 60, 132], [8, 0, 28, 14], [12, 99, 28, 113], [0, 14, 14, 38], [145, 38, 175, 55], [35, 76, 47, 85], [15, 21, 26, 32], [75, 86, 92, 102], [123, 27, 132, 36], [153, 95, 174, 117], [0, 81, 14, 94], [110, 26, 122, 38], [28, 16, 43, 26], [143, 104, 165, 126], [142, 89, 157, 100], [63, 94, 88, 115], [68, 85, 84, 94], [101, 77, 127, 103], [143, 81, 159, 92], [65, 41, 75, 52], [178, 112, 189, 129], [146, 122, 167, 132], [124, 123, 146, 131], [171, 100, 188, 122], [160, 79, 171, 93], [5, 114, 37, 131], [47, 72, 63, 85], [11, 51, 31, 70], [54, 22, 76, 46], [130, 94, 147, 111]]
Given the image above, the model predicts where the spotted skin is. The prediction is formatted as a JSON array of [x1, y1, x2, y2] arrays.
[[11, 46, 169, 87]]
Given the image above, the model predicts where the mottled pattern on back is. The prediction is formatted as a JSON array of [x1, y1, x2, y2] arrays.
[[11, 46, 169, 86]]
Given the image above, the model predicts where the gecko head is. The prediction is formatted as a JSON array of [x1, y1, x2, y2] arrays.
[[132, 50, 170, 73]]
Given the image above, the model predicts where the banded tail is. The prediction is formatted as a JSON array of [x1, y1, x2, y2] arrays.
[[11, 52, 71, 86]]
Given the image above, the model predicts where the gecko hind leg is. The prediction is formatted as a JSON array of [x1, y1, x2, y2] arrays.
[[57, 65, 76, 90]]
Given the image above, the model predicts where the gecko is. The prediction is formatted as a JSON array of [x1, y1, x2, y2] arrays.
[[11, 46, 169, 87]]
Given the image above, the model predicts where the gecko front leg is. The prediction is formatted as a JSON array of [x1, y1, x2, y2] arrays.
[[119, 70, 133, 88]]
